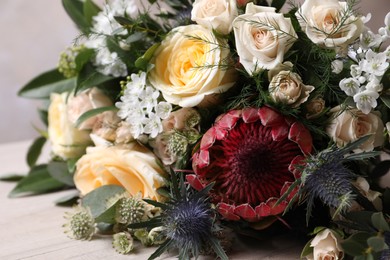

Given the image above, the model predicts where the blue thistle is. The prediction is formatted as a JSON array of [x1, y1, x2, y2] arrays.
[[303, 148, 354, 211], [127, 173, 228, 260]]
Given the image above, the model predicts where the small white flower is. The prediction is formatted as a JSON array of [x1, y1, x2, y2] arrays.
[[155, 102, 172, 120], [143, 113, 163, 138], [331, 60, 343, 74], [339, 78, 360, 96], [360, 30, 382, 49], [361, 50, 389, 77], [366, 78, 383, 92], [130, 122, 144, 138], [378, 12, 390, 39], [353, 90, 379, 114], [350, 64, 362, 78]]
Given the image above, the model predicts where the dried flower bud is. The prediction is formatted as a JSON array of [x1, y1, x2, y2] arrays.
[[63, 205, 96, 240], [305, 97, 325, 119], [148, 226, 167, 245], [112, 232, 134, 254], [134, 229, 152, 246], [58, 45, 85, 78], [115, 196, 146, 224]]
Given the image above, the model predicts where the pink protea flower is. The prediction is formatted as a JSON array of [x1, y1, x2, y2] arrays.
[[188, 107, 312, 223]]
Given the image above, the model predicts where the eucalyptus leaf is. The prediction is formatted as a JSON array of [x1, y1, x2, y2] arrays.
[[55, 191, 80, 206], [371, 212, 390, 232], [81, 185, 126, 218], [62, 0, 89, 33], [367, 236, 388, 252], [0, 173, 25, 182], [9, 165, 65, 198], [75, 48, 94, 72], [75, 106, 117, 128], [18, 69, 76, 99], [95, 203, 118, 224], [341, 232, 370, 257], [47, 161, 75, 186], [126, 32, 147, 44], [26, 136, 46, 168], [67, 158, 78, 174]]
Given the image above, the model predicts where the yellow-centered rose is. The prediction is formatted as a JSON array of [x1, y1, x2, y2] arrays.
[[74, 143, 167, 201], [48, 92, 92, 159], [149, 24, 236, 107]]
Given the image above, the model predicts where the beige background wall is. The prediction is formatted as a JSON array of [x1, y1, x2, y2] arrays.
[[0, 0, 388, 144]]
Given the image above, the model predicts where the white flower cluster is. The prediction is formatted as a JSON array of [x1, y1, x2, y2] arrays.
[[116, 72, 172, 138], [339, 12, 390, 114], [84, 0, 138, 77]]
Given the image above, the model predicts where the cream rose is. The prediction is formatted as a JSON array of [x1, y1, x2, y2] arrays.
[[48, 92, 92, 159], [296, 0, 363, 49], [67, 87, 113, 130], [148, 24, 236, 107], [327, 106, 384, 152], [233, 3, 297, 74], [269, 71, 314, 108], [74, 143, 167, 201], [306, 229, 343, 260], [191, 0, 238, 35]]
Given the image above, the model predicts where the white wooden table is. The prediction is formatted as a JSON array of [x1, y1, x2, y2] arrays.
[[0, 140, 304, 259]]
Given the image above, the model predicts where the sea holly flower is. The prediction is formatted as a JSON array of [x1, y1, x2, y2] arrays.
[[189, 107, 312, 222]]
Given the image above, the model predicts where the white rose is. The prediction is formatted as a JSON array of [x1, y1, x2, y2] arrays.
[[191, 0, 238, 35], [233, 3, 297, 74], [296, 0, 364, 49], [306, 229, 343, 260], [326, 106, 384, 152], [269, 71, 314, 108], [67, 87, 113, 130], [149, 24, 236, 107], [48, 93, 92, 159]]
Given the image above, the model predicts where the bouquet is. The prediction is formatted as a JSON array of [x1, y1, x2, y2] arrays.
[[6, 0, 390, 259]]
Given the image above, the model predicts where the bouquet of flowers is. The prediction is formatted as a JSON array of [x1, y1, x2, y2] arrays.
[[6, 0, 390, 258]]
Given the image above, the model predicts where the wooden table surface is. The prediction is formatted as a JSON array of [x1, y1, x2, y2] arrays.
[[0, 140, 305, 260]]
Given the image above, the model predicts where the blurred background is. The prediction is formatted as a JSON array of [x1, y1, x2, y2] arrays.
[[0, 0, 388, 144]]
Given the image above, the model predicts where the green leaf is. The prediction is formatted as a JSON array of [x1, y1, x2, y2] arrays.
[[371, 212, 390, 232], [341, 232, 370, 257], [135, 43, 160, 70], [67, 158, 78, 174], [380, 95, 390, 109], [26, 137, 46, 168], [18, 69, 76, 99], [126, 32, 147, 44], [47, 161, 75, 186], [127, 217, 162, 229], [143, 199, 168, 209], [62, 0, 89, 33], [38, 109, 49, 126], [95, 203, 118, 224], [367, 236, 388, 252], [75, 106, 117, 128], [83, 0, 101, 27], [74, 48, 94, 72], [209, 237, 229, 260], [76, 63, 114, 93], [55, 191, 80, 206], [81, 185, 126, 218], [0, 173, 25, 182], [9, 165, 65, 198], [148, 239, 173, 260], [300, 239, 313, 259]]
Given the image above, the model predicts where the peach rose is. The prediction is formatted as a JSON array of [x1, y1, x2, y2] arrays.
[[326, 106, 384, 152], [148, 24, 236, 107], [67, 87, 113, 130], [269, 71, 314, 108], [74, 143, 167, 201], [191, 0, 238, 35], [233, 3, 297, 74], [296, 0, 363, 49], [48, 92, 91, 159], [306, 229, 344, 260]]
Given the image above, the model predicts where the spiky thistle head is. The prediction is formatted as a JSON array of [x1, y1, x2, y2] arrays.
[[162, 194, 213, 258], [63, 205, 96, 240], [303, 148, 355, 211]]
